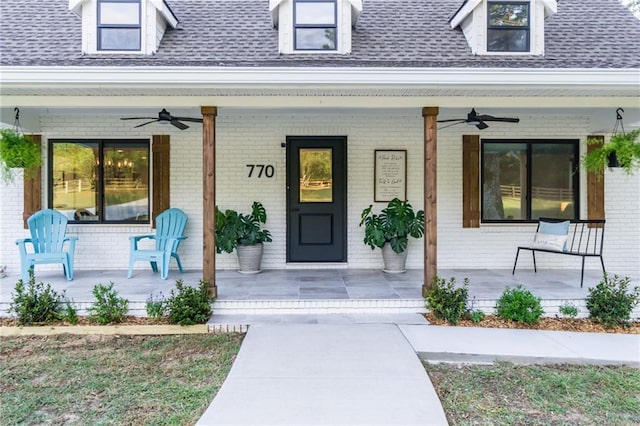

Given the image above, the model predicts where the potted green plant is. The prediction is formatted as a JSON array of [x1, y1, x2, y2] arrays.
[[0, 128, 42, 183], [359, 198, 425, 273], [215, 201, 272, 274], [583, 129, 640, 175]]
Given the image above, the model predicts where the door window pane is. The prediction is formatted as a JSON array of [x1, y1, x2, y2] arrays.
[[483, 143, 526, 220], [300, 148, 333, 202]]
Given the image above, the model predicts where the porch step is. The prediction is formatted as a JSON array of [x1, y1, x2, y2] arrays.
[[211, 298, 427, 315], [207, 312, 430, 333]]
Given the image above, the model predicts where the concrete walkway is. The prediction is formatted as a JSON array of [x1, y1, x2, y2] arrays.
[[196, 324, 448, 426], [196, 318, 639, 426]]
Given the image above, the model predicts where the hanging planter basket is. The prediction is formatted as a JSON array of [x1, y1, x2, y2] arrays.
[[582, 109, 640, 175], [607, 152, 620, 168], [0, 109, 42, 183]]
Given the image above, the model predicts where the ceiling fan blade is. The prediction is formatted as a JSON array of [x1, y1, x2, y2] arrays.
[[173, 117, 203, 123], [170, 119, 189, 130], [476, 114, 519, 123], [437, 121, 466, 130], [475, 121, 489, 130], [121, 117, 155, 121], [437, 118, 466, 123], [133, 120, 158, 128]]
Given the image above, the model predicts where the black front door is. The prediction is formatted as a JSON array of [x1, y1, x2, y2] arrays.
[[286, 136, 347, 262]]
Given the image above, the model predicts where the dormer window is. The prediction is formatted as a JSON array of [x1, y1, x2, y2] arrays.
[[97, 0, 141, 51], [294, 0, 337, 50], [450, 0, 556, 56], [487, 2, 530, 52], [70, 0, 177, 55], [270, 0, 362, 54]]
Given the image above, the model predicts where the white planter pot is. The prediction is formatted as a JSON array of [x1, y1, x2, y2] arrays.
[[236, 243, 263, 274], [382, 244, 408, 273]]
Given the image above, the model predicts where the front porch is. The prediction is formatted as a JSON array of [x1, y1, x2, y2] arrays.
[[0, 268, 605, 320]]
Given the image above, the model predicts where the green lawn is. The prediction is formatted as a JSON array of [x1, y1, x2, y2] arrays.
[[426, 362, 640, 426], [1, 334, 243, 426]]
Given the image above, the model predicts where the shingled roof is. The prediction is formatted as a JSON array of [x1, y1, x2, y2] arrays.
[[1, 0, 639, 68]]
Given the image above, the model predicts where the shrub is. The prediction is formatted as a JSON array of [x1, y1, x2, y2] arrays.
[[586, 274, 640, 328], [425, 276, 470, 325], [59, 300, 79, 325], [8, 271, 70, 325], [165, 280, 214, 325], [495, 285, 544, 325], [558, 302, 579, 319], [87, 282, 129, 325], [470, 310, 485, 323], [146, 292, 167, 320]]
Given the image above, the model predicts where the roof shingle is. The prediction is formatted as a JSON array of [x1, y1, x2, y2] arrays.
[[1, 0, 638, 68]]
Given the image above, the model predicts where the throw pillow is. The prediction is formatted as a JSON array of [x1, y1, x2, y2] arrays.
[[532, 233, 567, 252], [538, 220, 569, 235]]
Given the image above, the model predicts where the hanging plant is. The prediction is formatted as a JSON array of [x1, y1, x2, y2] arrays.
[[582, 129, 640, 175], [0, 128, 42, 183]]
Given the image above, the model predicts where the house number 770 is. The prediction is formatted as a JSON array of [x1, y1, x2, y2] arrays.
[[246, 164, 275, 178]]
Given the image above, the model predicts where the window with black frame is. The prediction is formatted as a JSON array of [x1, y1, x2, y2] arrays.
[[487, 1, 530, 52], [481, 140, 579, 222], [97, 0, 141, 51], [49, 139, 149, 223], [294, 0, 337, 50]]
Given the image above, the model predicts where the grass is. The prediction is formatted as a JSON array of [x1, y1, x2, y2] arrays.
[[0, 333, 243, 426], [426, 362, 640, 426], [4, 334, 639, 425]]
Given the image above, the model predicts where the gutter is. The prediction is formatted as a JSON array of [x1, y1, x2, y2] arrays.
[[1, 66, 638, 89]]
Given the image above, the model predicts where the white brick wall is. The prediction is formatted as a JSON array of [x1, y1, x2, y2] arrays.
[[1, 111, 638, 282]]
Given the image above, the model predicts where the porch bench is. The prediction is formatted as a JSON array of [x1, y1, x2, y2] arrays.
[[512, 217, 605, 288]]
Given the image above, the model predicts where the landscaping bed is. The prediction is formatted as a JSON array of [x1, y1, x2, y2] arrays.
[[424, 313, 640, 334]]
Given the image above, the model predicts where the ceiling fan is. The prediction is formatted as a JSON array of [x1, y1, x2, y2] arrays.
[[437, 108, 520, 130], [121, 108, 203, 130]]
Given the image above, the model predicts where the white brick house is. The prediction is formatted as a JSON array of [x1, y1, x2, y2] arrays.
[[1, 0, 639, 295]]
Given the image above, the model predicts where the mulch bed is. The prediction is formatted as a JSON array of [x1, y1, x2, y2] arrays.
[[424, 313, 640, 334], [0, 316, 171, 327]]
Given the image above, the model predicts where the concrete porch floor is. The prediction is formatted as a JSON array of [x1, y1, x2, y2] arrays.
[[0, 267, 609, 317]]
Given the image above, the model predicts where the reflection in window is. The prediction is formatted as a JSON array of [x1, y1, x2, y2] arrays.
[[300, 148, 333, 202], [50, 139, 149, 223], [487, 2, 530, 52], [294, 0, 337, 50], [482, 140, 578, 222], [98, 0, 141, 51]]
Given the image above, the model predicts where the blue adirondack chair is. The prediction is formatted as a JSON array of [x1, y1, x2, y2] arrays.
[[127, 208, 188, 279], [16, 209, 78, 281]]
